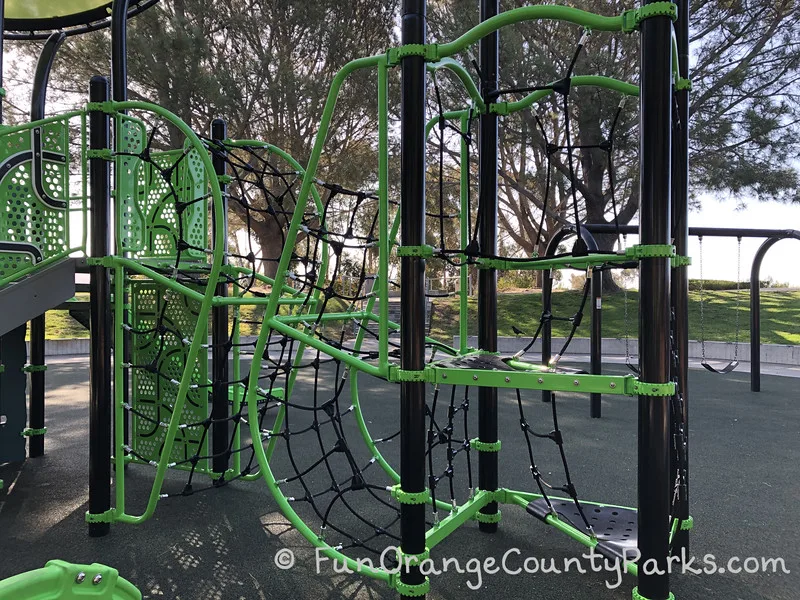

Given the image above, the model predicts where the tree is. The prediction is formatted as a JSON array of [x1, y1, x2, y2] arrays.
[[9, 0, 398, 276], [429, 0, 800, 289]]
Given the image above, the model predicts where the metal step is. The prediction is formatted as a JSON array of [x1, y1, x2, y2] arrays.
[[0, 258, 78, 337]]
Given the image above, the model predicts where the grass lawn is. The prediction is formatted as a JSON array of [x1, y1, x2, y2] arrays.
[[37, 289, 800, 346], [429, 289, 800, 346]]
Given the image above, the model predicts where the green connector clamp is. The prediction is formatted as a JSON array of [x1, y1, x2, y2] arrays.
[[632, 587, 675, 600], [217, 174, 233, 185], [470, 438, 502, 452], [671, 254, 692, 267], [85, 101, 115, 113], [86, 257, 117, 268], [390, 484, 431, 505], [21, 427, 47, 437], [396, 546, 431, 567], [22, 364, 48, 373], [396, 244, 436, 258], [490, 102, 511, 116], [85, 509, 116, 524], [621, 2, 678, 33], [86, 149, 114, 160], [0, 87, 6, 97], [680, 515, 694, 531], [474, 509, 502, 524], [387, 366, 434, 383], [392, 577, 430, 597], [0, 365, 4, 374], [633, 380, 676, 397], [625, 244, 676, 260], [387, 44, 440, 66], [675, 78, 692, 91]]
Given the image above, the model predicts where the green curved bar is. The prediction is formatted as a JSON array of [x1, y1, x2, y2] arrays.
[[426, 109, 471, 138], [427, 58, 485, 113], [0, 560, 141, 600], [438, 6, 627, 58], [100, 100, 225, 524], [501, 74, 639, 115]]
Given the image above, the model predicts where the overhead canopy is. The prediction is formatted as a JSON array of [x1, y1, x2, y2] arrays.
[[4, 0, 157, 37]]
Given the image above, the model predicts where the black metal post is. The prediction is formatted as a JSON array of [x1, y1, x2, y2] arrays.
[[27, 31, 67, 460], [750, 236, 789, 392], [111, 0, 131, 104], [399, 0, 427, 596], [28, 316, 45, 458], [541, 268, 552, 403], [671, 0, 691, 556], [476, 0, 500, 532], [542, 226, 598, 407], [88, 76, 112, 538], [590, 268, 602, 418], [211, 118, 230, 476], [112, 0, 132, 446], [637, 1, 673, 597]]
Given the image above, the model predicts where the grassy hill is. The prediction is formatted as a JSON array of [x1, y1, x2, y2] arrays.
[[40, 289, 800, 345]]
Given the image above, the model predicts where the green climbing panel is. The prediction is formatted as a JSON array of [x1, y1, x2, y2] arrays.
[[0, 560, 141, 600], [0, 118, 76, 283], [129, 279, 209, 472], [114, 114, 208, 260]]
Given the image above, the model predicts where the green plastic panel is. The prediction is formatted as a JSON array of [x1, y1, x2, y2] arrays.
[[0, 119, 72, 280], [0, 560, 141, 600], [115, 115, 208, 260], [129, 279, 209, 471]]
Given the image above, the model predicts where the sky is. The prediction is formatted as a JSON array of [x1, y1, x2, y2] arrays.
[[618, 195, 800, 287]]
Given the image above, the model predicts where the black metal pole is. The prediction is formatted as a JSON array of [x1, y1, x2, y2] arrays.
[[541, 268, 552, 403], [476, 0, 500, 532], [27, 31, 67, 460], [590, 268, 602, 418], [112, 0, 132, 448], [749, 236, 797, 391], [637, 1, 673, 597], [111, 0, 131, 104], [671, 0, 691, 556], [399, 0, 427, 596], [541, 227, 598, 406], [210, 118, 230, 476], [28, 316, 45, 458], [88, 76, 112, 538]]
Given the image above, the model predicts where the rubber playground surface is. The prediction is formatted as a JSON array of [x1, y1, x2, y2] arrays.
[[0, 357, 797, 600]]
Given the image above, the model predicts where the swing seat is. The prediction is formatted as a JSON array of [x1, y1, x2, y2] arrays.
[[527, 498, 639, 562], [701, 359, 739, 374]]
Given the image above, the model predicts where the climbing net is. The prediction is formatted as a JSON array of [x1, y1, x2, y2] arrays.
[[100, 15, 689, 586]]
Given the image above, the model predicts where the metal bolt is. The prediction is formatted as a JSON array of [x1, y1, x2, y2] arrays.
[[609, 382, 616, 389], [504, 377, 510, 383], [537, 378, 544, 384], [93, 574, 103, 585], [442, 373, 447, 380], [573, 380, 580, 386], [75, 573, 86, 584], [472, 375, 478, 381]]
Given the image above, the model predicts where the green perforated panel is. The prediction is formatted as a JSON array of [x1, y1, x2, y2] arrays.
[[0, 120, 71, 281], [116, 115, 209, 260], [129, 280, 209, 471]]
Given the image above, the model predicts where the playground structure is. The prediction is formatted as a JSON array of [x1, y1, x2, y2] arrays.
[[0, 1, 705, 600]]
